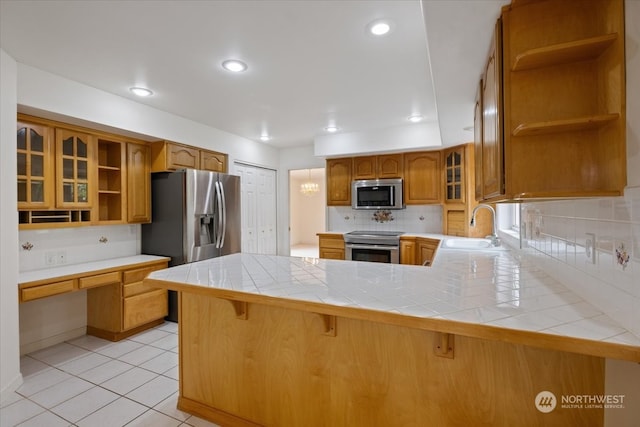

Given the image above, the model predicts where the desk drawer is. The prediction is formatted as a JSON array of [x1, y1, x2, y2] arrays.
[[21, 280, 75, 302], [123, 289, 168, 330], [79, 271, 121, 289]]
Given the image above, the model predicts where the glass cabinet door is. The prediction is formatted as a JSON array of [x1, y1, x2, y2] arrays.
[[56, 128, 95, 208], [17, 121, 53, 208], [445, 149, 464, 203]]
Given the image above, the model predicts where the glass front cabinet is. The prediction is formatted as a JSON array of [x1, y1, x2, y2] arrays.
[[17, 121, 54, 209], [55, 128, 95, 209]]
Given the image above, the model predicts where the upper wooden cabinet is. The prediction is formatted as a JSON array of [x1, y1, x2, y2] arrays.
[[127, 143, 152, 223], [476, 0, 626, 202], [352, 154, 403, 180], [443, 147, 464, 204], [17, 121, 54, 210], [96, 139, 126, 223], [55, 128, 96, 209], [403, 151, 441, 204], [326, 158, 352, 206], [151, 140, 228, 173]]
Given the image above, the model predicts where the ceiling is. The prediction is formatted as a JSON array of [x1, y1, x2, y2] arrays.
[[0, 0, 508, 150]]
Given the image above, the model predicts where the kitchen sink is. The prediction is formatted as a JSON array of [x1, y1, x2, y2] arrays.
[[441, 238, 507, 251]]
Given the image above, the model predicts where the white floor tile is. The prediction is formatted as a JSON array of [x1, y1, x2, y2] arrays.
[[1, 391, 24, 409], [28, 376, 94, 409], [19, 356, 52, 378], [128, 329, 171, 345], [156, 322, 178, 334], [50, 386, 119, 423], [154, 392, 190, 422], [184, 415, 221, 427], [28, 342, 91, 366], [76, 397, 147, 427], [16, 368, 73, 397], [96, 340, 144, 359], [16, 410, 71, 427], [67, 335, 113, 352], [139, 352, 178, 374], [148, 334, 179, 351], [57, 352, 111, 376], [162, 365, 179, 380], [77, 359, 133, 384], [125, 376, 178, 407], [118, 345, 165, 366], [101, 367, 158, 395], [0, 399, 45, 426], [126, 409, 182, 427]]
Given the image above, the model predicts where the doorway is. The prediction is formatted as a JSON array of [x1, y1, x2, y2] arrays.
[[289, 168, 325, 257]]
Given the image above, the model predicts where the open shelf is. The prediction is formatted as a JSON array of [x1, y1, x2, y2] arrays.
[[512, 113, 619, 137], [512, 33, 618, 71]]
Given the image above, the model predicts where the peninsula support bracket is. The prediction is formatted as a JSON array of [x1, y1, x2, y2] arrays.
[[315, 313, 337, 337], [227, 300, 248, 320], [434, 332, 455, 359]]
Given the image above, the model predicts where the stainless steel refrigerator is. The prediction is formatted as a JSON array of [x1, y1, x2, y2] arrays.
[[141, 169, 241, 322]]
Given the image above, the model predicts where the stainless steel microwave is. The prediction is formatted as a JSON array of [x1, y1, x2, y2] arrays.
[[351, 178, 404, 210]]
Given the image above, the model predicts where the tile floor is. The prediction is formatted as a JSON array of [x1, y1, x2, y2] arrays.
[[1, 322, 220, 427]]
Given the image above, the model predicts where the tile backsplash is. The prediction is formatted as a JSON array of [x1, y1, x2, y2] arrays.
[[19, 225, 139, 272], [521, 186, 640, 338], [327, 205, 442, 233]]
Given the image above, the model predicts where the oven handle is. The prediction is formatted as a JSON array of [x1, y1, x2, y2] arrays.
[[345, 243, 399, 251]]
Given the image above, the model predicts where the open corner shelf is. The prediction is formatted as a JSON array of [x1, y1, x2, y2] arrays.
[[512, 33, 618, 71], [512, 113, 620, 137]]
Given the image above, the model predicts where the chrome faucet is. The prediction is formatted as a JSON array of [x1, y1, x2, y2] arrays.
[[470, 204, 500, 247]]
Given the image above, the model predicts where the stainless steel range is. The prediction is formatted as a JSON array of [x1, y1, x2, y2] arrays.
[[343, 231, 404, 264]]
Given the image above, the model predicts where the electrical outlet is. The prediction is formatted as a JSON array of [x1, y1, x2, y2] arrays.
[[45, 251, 57, 266], [57, 251, 67, 265], [585, 233, 596, 264]]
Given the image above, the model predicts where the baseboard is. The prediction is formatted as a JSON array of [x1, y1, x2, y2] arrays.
[[19, 327, 86, 355]]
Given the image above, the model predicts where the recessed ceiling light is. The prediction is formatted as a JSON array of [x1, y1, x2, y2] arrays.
[[260, 134, 271, 142], [222, 59, 248, 72], [130, 87, 153, 97], [408, 114, 424, 123], [325, 126, 339, 133], [367, 20, 392, 36]]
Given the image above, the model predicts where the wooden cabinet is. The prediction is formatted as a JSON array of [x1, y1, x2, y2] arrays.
[[443, 144, 493, 237], [476, 0, 626, 202], [352, 154, 403, 180], [399, 236, 439, 267], [318, 233, 345, 260], [87, 261, 168, 341], [326, 158, 352, 206], [126, 142, 152, 223], [55, 128, 96, 209], [17, 121, 54, 210], [200, 149, 227, 172], [403, 151, 441, 204], [151, 140, 228, 173], [400, 237, 416, 265]]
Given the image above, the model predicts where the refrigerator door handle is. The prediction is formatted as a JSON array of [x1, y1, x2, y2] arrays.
[[219, 180, 227, 248], [215, 181, 223, 248]]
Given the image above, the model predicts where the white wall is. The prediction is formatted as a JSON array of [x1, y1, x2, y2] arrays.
[[0, 49, 22, 401]]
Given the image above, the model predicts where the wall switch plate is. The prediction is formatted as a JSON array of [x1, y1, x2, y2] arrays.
[[57, 250, 66, 265], [45, 251, 57, 266], [585, 233, 596, 264]]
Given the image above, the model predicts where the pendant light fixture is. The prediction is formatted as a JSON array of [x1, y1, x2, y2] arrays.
[[300, 169, 319, 196]]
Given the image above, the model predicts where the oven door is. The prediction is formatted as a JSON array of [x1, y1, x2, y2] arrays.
[[345, 243, 399, 264]]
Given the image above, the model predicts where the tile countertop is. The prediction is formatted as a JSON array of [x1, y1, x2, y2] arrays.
[[19, 255, 171, 285], [145, 250, 640, 362]]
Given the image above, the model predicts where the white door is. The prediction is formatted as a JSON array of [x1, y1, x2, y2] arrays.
[[235, 163, 277, 255]]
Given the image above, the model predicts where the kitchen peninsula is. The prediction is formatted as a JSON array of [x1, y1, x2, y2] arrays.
[[144, 249, 639, 427]]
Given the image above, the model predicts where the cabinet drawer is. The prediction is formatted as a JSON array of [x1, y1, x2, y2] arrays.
[[123, 281, 160, 298], [123, 289, 168, 330], [79, 271, 121, 289], [318, 236, 345, 250], [123, 264, 165, 285], [21, 279, 75, 302]]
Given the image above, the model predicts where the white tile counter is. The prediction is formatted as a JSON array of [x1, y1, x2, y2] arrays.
[[146, 250, 640, 362], [19, 255, 170, 285]]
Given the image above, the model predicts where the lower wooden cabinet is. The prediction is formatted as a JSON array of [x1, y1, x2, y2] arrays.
[[317, 233, 345, 260], [400, 236, 440, 267], [85, 260, 168, 341]]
